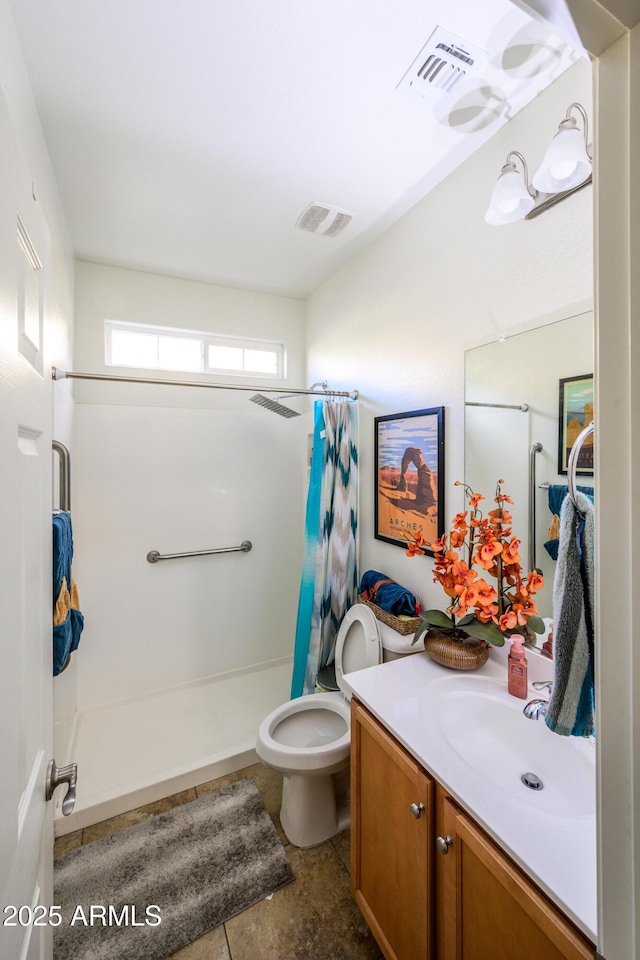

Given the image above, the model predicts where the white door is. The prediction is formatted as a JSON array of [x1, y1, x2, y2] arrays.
[[0, 88, 55, 960]]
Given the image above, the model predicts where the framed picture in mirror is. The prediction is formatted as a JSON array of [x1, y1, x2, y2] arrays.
[[374, 407, 444, 554], [558, 374, 594, 475]]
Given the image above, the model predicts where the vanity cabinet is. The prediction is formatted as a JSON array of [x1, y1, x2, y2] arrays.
[[350, 698, 434, 960], [351, 699, 595, 960]]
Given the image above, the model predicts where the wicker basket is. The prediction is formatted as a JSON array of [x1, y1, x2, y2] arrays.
[[423, 629, 489, 671], [358, 596, 421, 636]]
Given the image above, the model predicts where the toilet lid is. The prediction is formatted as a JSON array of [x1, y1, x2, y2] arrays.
[[335, 604, 382, 701]]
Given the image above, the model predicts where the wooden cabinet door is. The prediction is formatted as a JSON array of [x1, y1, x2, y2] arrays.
[[351, 699, 434, 960], [436, 788, 595, 960]]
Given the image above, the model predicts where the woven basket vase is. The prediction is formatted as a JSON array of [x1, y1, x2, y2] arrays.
[[423, 628, 489, 671]]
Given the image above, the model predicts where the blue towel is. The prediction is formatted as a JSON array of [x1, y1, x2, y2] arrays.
[[52, 512, 84, 675], [544, 484, 594, 560], [359, 570, 416, 617], [545, 492, 595, 737], [53, 512, 73, 601]]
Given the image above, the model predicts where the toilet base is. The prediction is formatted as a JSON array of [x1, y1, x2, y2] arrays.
[[280, 765, 350, 847]]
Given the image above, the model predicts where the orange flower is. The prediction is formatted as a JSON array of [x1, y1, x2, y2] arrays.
[[465, 578, 498, 608], [438, 573, 461, 598], [468, 493, 485, 508], [473, 538, 502, 569], [405, 541, 425, 557], [450, 559, 475, 582], [475, 605, 499, 623], [526, 572, 544, 593], [488, 507, 512, 526], [450, 528, 466, 548], [501, 538, 521, 566], [499, 609, 527, 631]]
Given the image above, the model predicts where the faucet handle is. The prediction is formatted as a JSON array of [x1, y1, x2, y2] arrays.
[[533, 680, 553, 693]]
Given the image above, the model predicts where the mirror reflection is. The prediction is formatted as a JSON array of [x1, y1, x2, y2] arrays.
[[464, 311, 594, 630]]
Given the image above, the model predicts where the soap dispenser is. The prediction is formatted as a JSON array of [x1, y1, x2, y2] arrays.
[[507, 634, 528, 699]]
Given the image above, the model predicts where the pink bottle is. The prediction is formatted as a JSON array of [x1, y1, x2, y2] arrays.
[[508, 635, 528, 699]]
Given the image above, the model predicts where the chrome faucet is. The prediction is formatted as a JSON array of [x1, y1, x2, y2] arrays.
[[523, 681, 553, 721]]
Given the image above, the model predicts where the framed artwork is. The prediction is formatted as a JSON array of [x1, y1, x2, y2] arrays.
[[558, 374, 594, 475], [374, 407, 445, 555]]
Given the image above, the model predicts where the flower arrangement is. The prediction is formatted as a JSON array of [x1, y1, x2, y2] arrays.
[[406, 480, 544, 648]]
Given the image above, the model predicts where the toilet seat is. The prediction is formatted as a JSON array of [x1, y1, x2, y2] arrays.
[[256, 604, 382, 774], [335, 603, 382, 701], [257, 692, 351, 774]]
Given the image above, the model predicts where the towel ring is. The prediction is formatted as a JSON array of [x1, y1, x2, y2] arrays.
[[567, 421, 594, 506]]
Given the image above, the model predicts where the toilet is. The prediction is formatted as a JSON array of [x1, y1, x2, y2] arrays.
[[256, 603, 423, 847]]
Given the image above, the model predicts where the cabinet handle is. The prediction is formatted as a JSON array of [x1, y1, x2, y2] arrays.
[[436, 835, 453, 855], [410, 802, 425, 819]]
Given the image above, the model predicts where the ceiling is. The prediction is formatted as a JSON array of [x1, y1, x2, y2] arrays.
[[9, 1, 582, 300]]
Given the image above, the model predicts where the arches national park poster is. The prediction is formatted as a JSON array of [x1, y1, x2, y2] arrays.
[[374, 407, 445, 555]]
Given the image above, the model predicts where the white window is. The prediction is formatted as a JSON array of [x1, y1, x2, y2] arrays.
[[105, 320, 285, 378]]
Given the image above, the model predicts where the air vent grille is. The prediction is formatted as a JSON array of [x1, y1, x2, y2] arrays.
[[397, 26, 488, 101], [296, 202, 353, 238]]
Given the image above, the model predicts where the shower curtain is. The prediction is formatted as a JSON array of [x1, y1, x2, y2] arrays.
[[290, 400, 358, 698]]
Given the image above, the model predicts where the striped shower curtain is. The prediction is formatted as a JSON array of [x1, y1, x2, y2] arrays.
[[290, 400, 358, 698]]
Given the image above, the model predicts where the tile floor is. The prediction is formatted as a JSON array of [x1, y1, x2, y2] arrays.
[[54, 762, 383, 960]]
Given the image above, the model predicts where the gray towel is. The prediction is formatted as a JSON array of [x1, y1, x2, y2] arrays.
[[545, 491, 595, 737]]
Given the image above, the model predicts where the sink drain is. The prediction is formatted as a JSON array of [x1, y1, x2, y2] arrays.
[[521, 772, 544, 791]]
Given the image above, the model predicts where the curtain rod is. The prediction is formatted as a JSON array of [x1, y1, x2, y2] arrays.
[[52, 367, 359, 400], [465, 400, 529, 412]]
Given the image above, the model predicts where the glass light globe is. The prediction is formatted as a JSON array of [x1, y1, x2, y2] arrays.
[[532, 118, 592, 193], [485, 166, 534, 225]]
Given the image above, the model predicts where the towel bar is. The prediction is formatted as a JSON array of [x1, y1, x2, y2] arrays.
[[146, 541, 252, 563]]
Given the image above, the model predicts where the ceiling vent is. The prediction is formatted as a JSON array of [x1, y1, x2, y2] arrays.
[[397, 26, 488, 101], [296, 202, 353, 238]]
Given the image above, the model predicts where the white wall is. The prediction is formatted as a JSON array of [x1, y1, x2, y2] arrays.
[[0, 0, 77, 764], [72, 262, 307, 709], [305, 57, 593, 613]]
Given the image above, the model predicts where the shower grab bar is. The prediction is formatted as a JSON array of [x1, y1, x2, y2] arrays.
[[465, 400, 529, 412], [146, 541, 252, 564], [529, 442, 543, 574], [52, 440, 71, 512], [52, 367, 358, 400]]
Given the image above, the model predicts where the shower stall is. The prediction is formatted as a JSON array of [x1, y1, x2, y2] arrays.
[[53, 370, 357, 835]]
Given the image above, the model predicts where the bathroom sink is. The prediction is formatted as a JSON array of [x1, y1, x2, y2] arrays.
[[423, 674, 595, 818]]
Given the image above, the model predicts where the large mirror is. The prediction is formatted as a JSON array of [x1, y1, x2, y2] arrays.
[[464, 311, 594, 632]]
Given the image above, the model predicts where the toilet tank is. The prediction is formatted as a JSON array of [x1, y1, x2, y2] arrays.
[[378, 620, 425, 661]]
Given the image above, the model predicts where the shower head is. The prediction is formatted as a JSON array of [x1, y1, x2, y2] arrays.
[[250, 394, 300, 418]]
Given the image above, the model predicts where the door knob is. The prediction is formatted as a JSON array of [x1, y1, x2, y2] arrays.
[[436, 834, 453, 855], [45, 759, 77, 816], [410, 802, 425, 819]]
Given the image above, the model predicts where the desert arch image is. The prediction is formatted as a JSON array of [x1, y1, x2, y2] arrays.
[[374, 407, 444, 554]]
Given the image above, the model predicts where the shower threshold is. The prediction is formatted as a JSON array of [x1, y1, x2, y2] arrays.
[[54, 658, 292, 836]]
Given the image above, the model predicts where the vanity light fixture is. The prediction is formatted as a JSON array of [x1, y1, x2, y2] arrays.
[[485, 102, 592, 224]]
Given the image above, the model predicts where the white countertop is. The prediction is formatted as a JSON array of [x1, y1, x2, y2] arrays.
[[344, 647, 597, 943]]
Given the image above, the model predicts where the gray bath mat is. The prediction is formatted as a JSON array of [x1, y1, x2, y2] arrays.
[[54, 777, 294, 960]]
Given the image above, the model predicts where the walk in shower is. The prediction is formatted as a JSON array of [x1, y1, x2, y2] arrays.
[[53, 371, 357, 834]]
